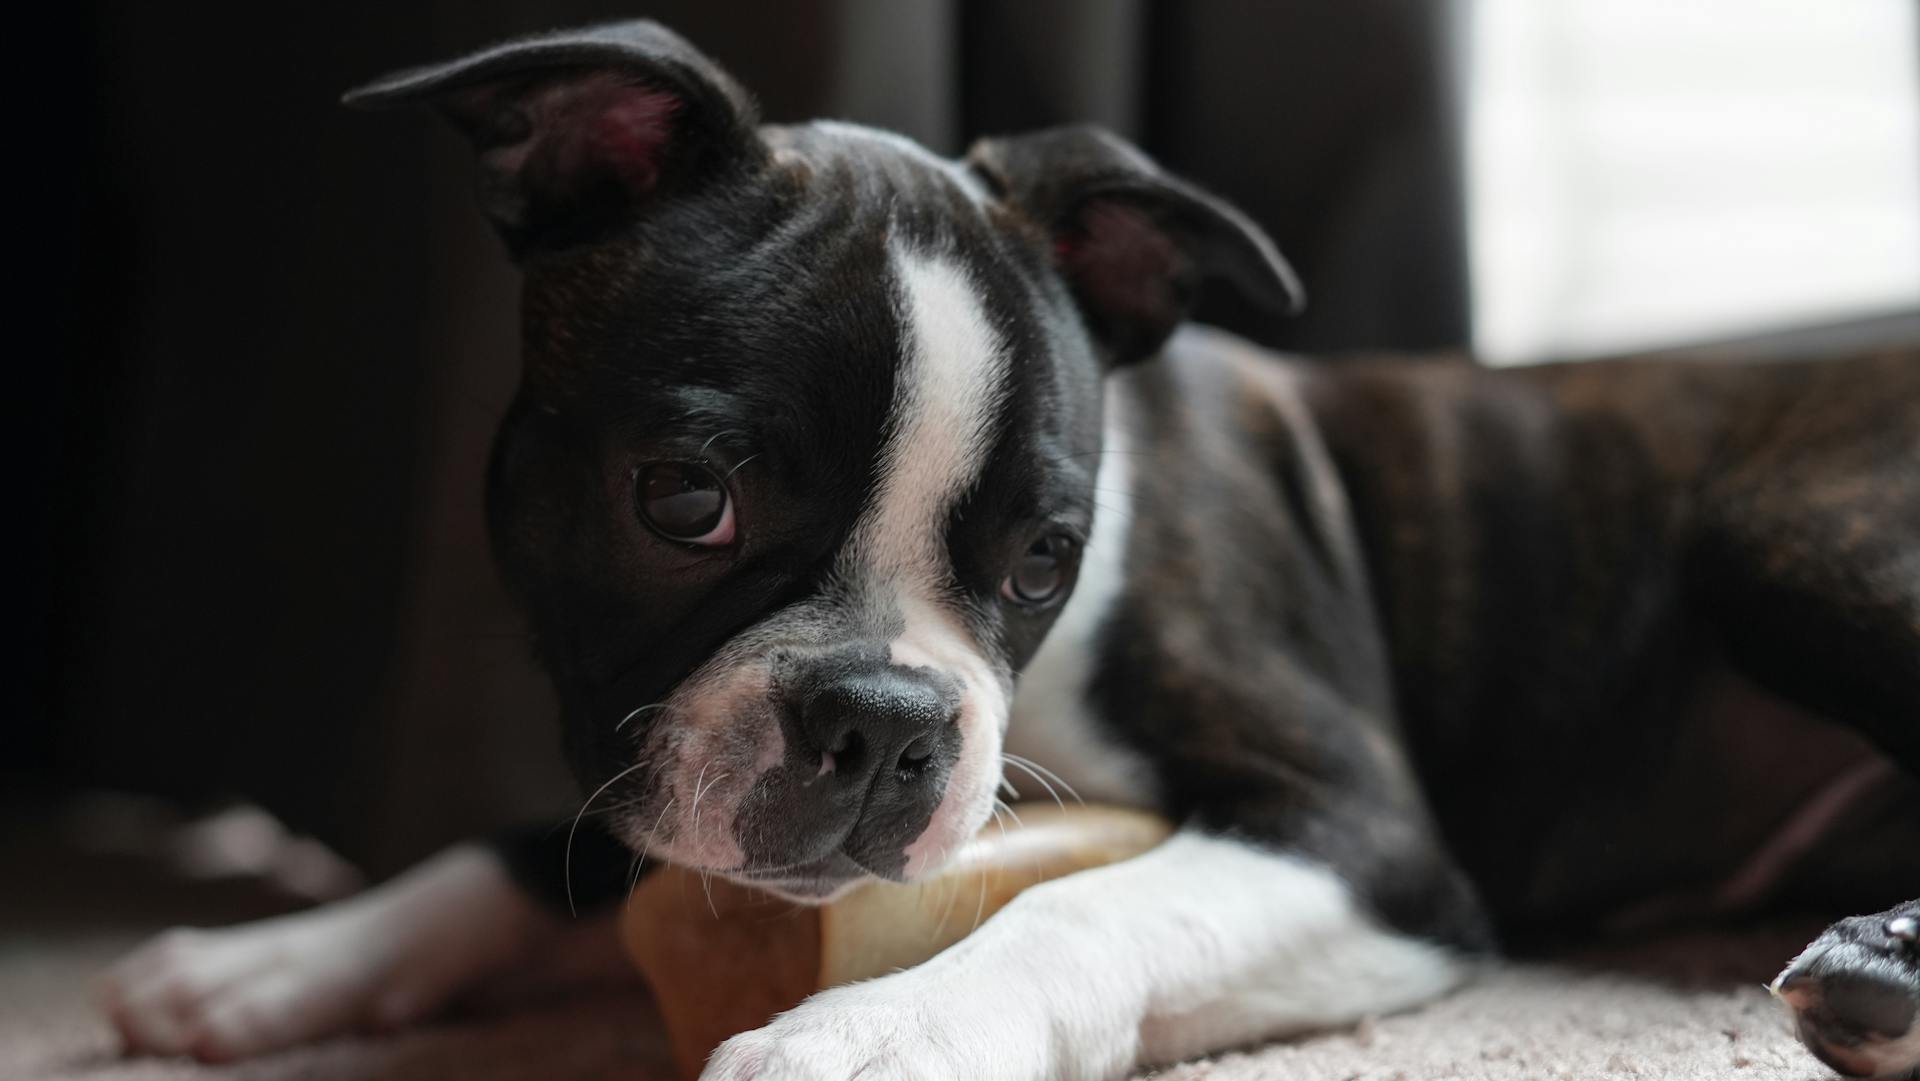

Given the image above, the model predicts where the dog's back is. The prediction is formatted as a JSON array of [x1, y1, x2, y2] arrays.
[[1282, 340, 1920, 934]]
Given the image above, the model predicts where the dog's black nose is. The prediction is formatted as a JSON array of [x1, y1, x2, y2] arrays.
[[799, 668, 957, 788]]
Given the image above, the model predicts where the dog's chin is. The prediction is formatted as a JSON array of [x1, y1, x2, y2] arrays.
[[744, 875, 871, 905], [723, 851, 878, 906]]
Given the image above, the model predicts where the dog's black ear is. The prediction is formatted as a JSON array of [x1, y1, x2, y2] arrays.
[[968, 126, 1303, 364], [344, 21, 763, 258]]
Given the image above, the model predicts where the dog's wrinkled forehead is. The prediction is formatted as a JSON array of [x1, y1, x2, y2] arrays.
[[549, 123, 1075, 508], [520, 118, 1045, 425]]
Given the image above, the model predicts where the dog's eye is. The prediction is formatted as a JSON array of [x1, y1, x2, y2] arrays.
[[1001, 534, 1076, 607], [636, 462, 735, 546]]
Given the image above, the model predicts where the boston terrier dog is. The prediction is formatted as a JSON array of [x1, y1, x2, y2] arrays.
[[98, 21, 1919, 1080]]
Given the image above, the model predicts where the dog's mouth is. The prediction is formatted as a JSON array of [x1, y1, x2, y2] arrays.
[[725, 851, 873, 904]]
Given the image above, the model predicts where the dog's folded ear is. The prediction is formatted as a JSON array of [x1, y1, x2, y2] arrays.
[[968, 126, 1304, 364], [344, 20, 763, 258]]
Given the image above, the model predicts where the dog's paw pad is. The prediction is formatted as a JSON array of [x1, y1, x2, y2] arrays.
[[1774, 901, 1920, 1078]]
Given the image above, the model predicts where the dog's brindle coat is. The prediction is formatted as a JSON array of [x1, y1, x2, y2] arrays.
[[98, 21, 1919, 1079]]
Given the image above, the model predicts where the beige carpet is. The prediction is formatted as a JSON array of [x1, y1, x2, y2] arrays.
[[0, 802, 1847, 1081]]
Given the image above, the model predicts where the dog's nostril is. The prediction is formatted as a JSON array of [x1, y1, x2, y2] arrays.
[[829, 729, 865, 766], [798, 668, 955, 786], [898, 734, 936, 770]]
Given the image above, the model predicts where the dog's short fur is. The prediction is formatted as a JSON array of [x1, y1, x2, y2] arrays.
[[97, 21, 1920, 1080]]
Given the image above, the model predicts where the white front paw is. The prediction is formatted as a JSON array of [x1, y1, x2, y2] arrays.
[[701, 972, 1052, 1081]]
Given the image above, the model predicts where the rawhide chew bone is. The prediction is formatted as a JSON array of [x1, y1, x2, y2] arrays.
[[621, 803, 1172, 1080]]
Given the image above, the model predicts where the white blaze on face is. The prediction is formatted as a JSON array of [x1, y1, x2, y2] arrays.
[[846, 244, 1012, 879], [612, 245, 1010, 879]]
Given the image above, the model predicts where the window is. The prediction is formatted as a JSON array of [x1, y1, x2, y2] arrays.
[[1466, 0, 1920, 364]]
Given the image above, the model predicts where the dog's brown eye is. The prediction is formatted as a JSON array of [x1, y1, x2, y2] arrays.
[[1002, 535, 1075, 606], [636, 463, 735, 546]]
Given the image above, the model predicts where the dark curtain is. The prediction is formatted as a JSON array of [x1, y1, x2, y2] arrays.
[[25, 0, 1468, 874]]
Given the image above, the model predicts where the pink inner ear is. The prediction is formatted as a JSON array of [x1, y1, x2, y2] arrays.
[[520, 73, 682, 197], [1057, 200, 1187, 330], [586, 81, 682, 192]]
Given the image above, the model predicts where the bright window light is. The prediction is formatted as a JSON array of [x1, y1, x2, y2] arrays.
[[1466, 0, 1920, 364]]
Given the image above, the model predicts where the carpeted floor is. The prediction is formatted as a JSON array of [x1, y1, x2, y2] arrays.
[[1, 802, 1848, 1081]]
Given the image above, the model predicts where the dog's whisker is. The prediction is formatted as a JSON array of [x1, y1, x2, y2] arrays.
[[586, 755, 678, 821], [1002, 758, 1065, 811], [615, 702, 670, 733], [1005, 754, 1083, 807], [1004, 758, 1065, 812], [690, 769, 729, 839], [625, 795, 679, 892], [1042, 448, 1153, 465], [969, 851, 990, 935], [994, 797, 1027, 831], [938, 808, 1006, 939], [580, 799, 649, 819], [726, 857, 827, 876], [993, 797, 1047, 886], [624, 853, 646, 904], [565, 757, 655, 918], [697, 428, 747, 459], [993, 799, 1044, 887], [687, 762, 712, 830], [723, 452, 763, 480], [643, 796, 677, 851], [934, 849, 966, 934]]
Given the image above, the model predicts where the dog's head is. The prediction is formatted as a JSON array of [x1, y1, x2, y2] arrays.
[[349, 21, 1300, 901]]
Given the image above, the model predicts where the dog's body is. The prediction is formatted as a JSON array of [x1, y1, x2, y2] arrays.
[[98, 21, 1920, 1080], [1041, 331, 1920, 937]]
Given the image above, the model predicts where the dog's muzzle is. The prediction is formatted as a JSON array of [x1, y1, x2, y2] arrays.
[[737, 660, 963, 890]]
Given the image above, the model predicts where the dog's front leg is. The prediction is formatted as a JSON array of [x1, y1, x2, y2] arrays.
[[703, 830, 1471, 1081], [98, 827, 639, 1062]]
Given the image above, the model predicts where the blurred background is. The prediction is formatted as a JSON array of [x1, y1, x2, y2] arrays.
[[17, 0, 1920, 881]]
